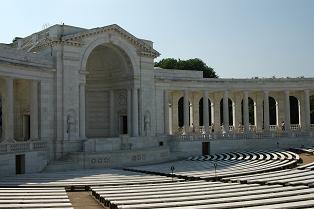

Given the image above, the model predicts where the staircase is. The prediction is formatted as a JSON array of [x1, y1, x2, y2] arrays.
[[43, 154, 82, 172]]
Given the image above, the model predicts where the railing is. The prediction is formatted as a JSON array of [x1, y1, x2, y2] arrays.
[[290, 124, 301, 131], [0, 141, 47, 154], [269, 125, 278, 132], [171, 129, 314, 141]]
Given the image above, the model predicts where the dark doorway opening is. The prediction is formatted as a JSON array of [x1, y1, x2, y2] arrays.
[[120, 115, 128, 134], [16, 154, 25, 174], [178, 97, 190, 127], [290, 96, 299, 124], [199, 98, 212, 126], [202, 142, 210, 155]]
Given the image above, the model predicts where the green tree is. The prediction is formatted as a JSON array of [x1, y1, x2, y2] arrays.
[[155, 58, 218, 78]]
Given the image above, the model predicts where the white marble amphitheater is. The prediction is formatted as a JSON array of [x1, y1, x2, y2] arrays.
[[0, 24, 314, 209]]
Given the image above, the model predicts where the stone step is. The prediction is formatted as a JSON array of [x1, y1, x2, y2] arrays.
[[43, 161, 82, 173]]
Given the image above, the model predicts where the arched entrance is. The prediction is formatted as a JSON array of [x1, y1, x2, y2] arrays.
[[85, 44, 133, 138], [198, 98, 212, 126], [289, 96, 300, 126], [269, 96, 278, 126], [178, 97, 191, 127]]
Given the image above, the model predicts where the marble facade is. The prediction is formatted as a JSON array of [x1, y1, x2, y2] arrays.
[[0, 24, 313, 175]]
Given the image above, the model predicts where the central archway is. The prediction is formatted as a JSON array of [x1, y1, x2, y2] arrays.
[[85, 44, 133, 138]]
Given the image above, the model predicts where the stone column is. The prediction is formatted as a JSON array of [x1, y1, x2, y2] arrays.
[[234, 93, 242, 132], [79, 83, 86, 139], [4, 77, 14, 141], [263, 91, 270, 132], [127, 89, 132, 136], [243, 91, 249, 133], [109, 90, 115, 136], [164, 90, 170, 135], [213, 93, 220, 133], [223, 90, 229, 133], [183, 90, 189, 134], [30, 80, 39, 140], [304, 89, 310, 130], [132, 88, 139, 137], [284, 90, 291, 131], [203, 90, 209, 133], [255, 93, 264, 132]]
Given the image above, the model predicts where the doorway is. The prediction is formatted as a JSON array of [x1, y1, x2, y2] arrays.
[[202, 142, 210, 155], [16, 154, 25, 174], [119, 115, 128, 134]]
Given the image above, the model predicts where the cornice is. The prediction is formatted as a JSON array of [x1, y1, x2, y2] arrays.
[[62, 24, 160, 58]]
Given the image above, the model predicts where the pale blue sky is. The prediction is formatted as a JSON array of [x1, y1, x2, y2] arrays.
[[1, 0, 313, 78]]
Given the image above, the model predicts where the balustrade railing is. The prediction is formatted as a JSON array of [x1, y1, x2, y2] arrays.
[[269, 125, 278, 132], [290, 124, 301, 131], [0, 141, 47, 154], [171, 128, 313, 141]]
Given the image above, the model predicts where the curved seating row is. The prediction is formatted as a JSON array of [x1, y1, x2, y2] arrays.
[[187, 150, 299, 162], [91, 180, 314, 209], [0, 187, 73, 208], [0, 168, 182, 187], [126, 150, 299, 180], [297, 161, 314, 170], [222, 168, 314, 187], [291, 147, 314, 154]]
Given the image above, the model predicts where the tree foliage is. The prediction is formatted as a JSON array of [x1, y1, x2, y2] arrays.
[[154, 58, 218, 78]]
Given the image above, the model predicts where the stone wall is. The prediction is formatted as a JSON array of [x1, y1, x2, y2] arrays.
[[0, 151, 47, 177], [169, 137, 314, 159]]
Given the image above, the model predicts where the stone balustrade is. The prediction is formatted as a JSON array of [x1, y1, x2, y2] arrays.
[[0, 141, 47, 154], [171, 130, 314, 141]]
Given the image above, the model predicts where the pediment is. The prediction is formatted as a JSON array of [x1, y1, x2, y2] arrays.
[[62, 24, 160, 58]]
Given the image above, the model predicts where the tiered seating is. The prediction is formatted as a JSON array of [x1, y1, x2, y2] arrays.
[[91, 180, 314, 209], [222, 168, 314, 186], [126, 150, 300, 180], [187, 150, 299, 162], [0, 187, 73, 208], [291, 147, 314, 154], [0, 168, 182, 188], [297, 162, 314, 170]]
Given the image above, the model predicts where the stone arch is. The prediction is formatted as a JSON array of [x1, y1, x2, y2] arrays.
[[80, 36, 138, 74], [289, 96, 300, 125], [198, 98, 212, 126], [220, 98, 234, 126], [84, 41, 135, 138]]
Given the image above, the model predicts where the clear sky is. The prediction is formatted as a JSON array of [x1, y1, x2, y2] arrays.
[[1, 0, 313, 78]]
